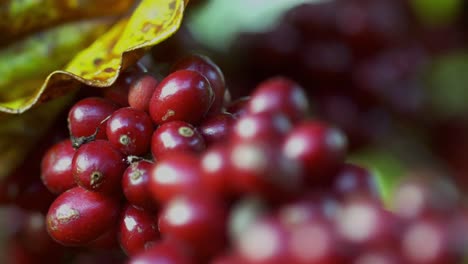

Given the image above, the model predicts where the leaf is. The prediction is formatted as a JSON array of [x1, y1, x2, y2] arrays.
[[0, 0, 188, 114], [0, 0, 134, 46]]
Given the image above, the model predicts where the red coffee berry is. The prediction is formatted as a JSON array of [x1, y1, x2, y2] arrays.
[[122, 160, 156, 210], [151, 121, 205, 160], [103, 65, 146, 107], [247, 77, 309, 122], [198, 112, 235, 146], [159, 193, 227, 257], [41, 139, 76, 194], [227, 96, 250, 119], [128, 240, 192, 264], [333, 163, 379, 199], [229, 142, 302, 198], [149, 70, 214, 125], [72, 140, 126, 194], [68, 97, 118, 140], [282, 121, 347, 185], [231, 111, 292, 143], [106, 107, 154, 156], [200, 144, 233, 198], [235, 217, 290, 263], [172, 54, 225, 114], [119, 204, 159, 256], [128, 74, 159, 112], [149, 153, 202, 204], [46, 186, 120, 246]]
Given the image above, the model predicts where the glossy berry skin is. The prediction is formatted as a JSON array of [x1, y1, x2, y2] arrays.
[[103, 65, 146, 107], [128, 240, 191, 264], [46, 186, 120, 246], [72, 140, 126, 194], [282, 121, 347, 185], [227, 96, 250, 119], [333, 164, 379, 199], [159, 193, 226, 257], [149, 153, 203, 204], [151, 121, 205, 160], [247, 77, 309, 122], [128, 74, 159, 112], [172, 54, 225, 114], [200, 144, 233, 198], [287, 217, 342, 264], [122, 160, 156, 210], [229, 141, 302, 198], [40, 139, 76, 194], [198, 112, 235, 146], [235, 217, 290, 264], [68, 97, 118, 140], [119, 204, 159, 256], [231, 111, 292, 143], [106, 107, 154, 156], [149, 69, 214, 125]]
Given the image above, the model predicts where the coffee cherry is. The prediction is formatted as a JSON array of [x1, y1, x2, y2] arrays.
[[41, 139, 76, 194], [119, 204, 159, 256], [103, 65, 146, 107], [231, 111, 292, 143], [149, 70, 214, 124], [198, 112, 235, 146], [106, 107, 154, 156], [229, 142, 302, 198], [247, 77, 309, 122], [128, 74, 159, 112], [282, 121, 347, 185], [235, 217, 290, 263], [68, 97, 118, 140], [122, 160, 156, 210], [149, 153, 203, 204], [227, 96, 250, 119], [128, 240, 192, 264], [200, 144, 233, 198], [72, 140, 126, 194], [333, 164, 379, 199], [46, 186, 120, 246], [172, 54, 226, 114], [151, 121, 205, 160], [159, 193, 227, 257]]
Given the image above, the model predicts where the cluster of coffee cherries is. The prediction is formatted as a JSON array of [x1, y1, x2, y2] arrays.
[[33, 54, 467, 264]]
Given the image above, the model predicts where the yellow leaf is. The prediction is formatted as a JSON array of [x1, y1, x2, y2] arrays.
[[0, 0, 188, 114], [0, 0, 134, 46]]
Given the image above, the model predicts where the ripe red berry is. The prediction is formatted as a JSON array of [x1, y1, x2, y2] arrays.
[[72, 140, 126, 194], [128, 240, 192, 264], [200, 144, 233, 198], [282, 121, 347, 185], [68, 97, 118, 140], [198, 112, 235, 146], [119, 204, 159, 256], [151, 121, 205, 160], [122, 160, 157, 210], [227, 96, 250, 119], [106, 107, 154, 156], [149, 153, 202, 204], [229, 142, 302, 198], [149, 70, 214, 125], [172, 54, 226, 114], [103, 65, 146, 107], [46, 186, 120, 246], [128, 74, 159, 112], [231, 111, 292, 143], [247, 77, 310, 122], [40, 139, 76, 194], [333, 163, 379, 199], [159, 193, 227, 257]]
